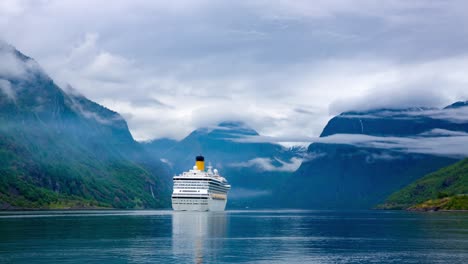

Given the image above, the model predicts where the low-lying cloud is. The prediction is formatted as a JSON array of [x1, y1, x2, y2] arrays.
[[233, 103, 468, 158], [229, 157, 303, 172], [67, 92, 125, 125], [236, 128, 468, 158], [319, 132, 468, 158], [0, 79, 15, 100], [335, 106, 468, 125], [0, 42, 40, 81]]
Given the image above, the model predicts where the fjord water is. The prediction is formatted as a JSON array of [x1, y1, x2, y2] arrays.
[[0, 210, 467, 263]]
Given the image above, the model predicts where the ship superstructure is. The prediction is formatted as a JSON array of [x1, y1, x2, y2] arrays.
[[172, 156, 231, 211]]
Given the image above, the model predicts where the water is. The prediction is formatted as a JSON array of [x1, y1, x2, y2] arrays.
[[0, 210, 467, 263]]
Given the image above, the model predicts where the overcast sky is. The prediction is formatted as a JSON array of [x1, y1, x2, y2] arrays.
[[1, 0, 468, 141]]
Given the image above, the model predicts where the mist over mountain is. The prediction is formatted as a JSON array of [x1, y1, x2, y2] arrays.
[[0, 43, 171, 209], [143, 121, 304, 208], [277, 104, 468, 209], [1, 40, 467, 210], [321, 106, 468, 137]]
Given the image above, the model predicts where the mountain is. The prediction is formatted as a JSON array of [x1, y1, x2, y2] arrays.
[[0, 42, 171, 209], [380, 158, 468, 210], [143, 138, 178, 158], [321, 107, 468, 137], [278, 105, 468, 209], [445, 101, 468, 109], [143, 121, 304, 208]]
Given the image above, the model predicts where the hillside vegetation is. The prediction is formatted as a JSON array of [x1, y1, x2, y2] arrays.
[[0, 42, 170, 209], [380, 158, 468, 210]]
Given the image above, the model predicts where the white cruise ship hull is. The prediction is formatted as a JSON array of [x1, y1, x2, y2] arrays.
[[171, 157, 230, 212], [172, 197, 227, 212]]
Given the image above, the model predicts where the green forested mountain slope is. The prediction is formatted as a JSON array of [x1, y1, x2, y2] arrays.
[[381, 158, 468, 210], [0, 42, 170, 209]]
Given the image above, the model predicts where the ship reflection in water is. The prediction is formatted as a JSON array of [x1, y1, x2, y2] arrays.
[[172, 212, 227, 263]]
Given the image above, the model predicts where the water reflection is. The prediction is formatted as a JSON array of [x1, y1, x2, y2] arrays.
[[1, 210, 468, 263], [172, 212, 227, 263]]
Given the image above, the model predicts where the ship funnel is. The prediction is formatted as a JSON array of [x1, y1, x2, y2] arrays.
[[195, 155, 205, 171]]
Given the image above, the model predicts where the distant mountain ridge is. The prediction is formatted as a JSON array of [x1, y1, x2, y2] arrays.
[[278, 103, 468, 209], [321, 106, 468, 137], [143, 121, 303, 208], [445, 101, 468, 109], [0, 43, 171, 209], [144, 103, 468, 209]]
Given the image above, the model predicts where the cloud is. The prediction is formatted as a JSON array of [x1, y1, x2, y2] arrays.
[[329, 86, 446, 115], [160, 158, 172, 167], [229, 157, 303, 172], [320, 133, 468, 158], [413, 107, 468, 124], [336, 105, 468, 126], [419, 129, 468, 137], [67, 94, 124, 125], [1, 1, 468, 141], [0, 0, 31, 17], [253, 0, 448, 20], [238, 130, 468, 158], [84, 52, 134, 83], [365, 152, 403, 163], [0, 42, 41, 80], [328, 56, 468, 114], [129, 98, 173, 108], [0, 79, 15, 101]]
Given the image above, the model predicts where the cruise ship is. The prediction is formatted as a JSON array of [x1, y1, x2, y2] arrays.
[[172, 156, 231, 211]]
